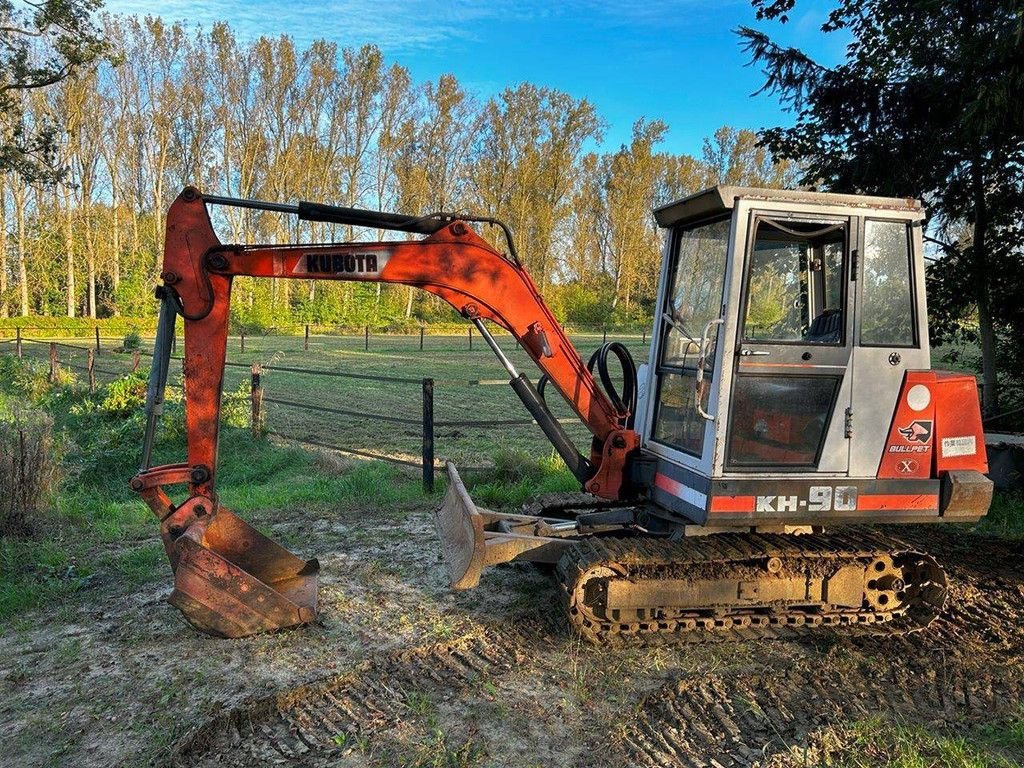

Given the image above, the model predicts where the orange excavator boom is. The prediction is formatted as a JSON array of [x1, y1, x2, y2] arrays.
[[132, 187, 639, 637]]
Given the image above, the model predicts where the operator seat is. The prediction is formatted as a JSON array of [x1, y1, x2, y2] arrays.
[[805, 308, 842, 343]]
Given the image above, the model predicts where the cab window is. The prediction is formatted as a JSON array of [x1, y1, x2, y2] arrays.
[[860, 219, 915, 347], [742, 218, 846, 345]]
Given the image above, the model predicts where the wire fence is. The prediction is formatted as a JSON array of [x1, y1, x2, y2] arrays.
[[6, 327, 651, 492]]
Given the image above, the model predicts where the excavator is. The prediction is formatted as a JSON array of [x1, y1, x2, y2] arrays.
[[131, 185, 992, 642]]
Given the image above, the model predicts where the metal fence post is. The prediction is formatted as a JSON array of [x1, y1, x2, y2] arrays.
[[420, 326, 424, 351], [251, 362, 263, 439], [422, 377, 434, 493], [364, 325, 369, 351], [240, 331, 245, 353], [87, 349, 96, 392], [95, 326, 101, 354], [468, 326, 473, 351], [603, 326, 607, 345], [48, 342, 57, 382], [642, 328, 646, 344], [304, 324, 310, 351], [15, 327, 21, 358]]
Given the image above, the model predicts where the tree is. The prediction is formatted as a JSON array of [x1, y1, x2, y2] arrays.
[[0, 0, 108, 182], [739, 0, 1024, 413]]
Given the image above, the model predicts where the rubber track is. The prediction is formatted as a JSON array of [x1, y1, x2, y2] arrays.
[[556, 528, 946, 644]]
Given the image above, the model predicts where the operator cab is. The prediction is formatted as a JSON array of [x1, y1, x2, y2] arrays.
[[632, 186, 985, 527]]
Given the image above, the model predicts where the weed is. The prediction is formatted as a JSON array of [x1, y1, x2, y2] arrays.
[[406, 729, 486, 768], [405, 690, 436, 719], [0, 405, 61, 536], [975, 491, 1024, 538], [831, 715, 1023, 768]]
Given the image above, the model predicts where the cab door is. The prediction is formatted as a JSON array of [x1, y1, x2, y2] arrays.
[[725, 213, 855, 474], [645, 215, 732, 476]]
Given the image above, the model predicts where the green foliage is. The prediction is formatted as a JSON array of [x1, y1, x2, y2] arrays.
[[220, 380, 251, 429], [0, 316, 154, 338], [554, 280, 614, 327], [99, 371, 148, 416], [0, 355, 53, 400], [121, 329, 143, 352], [0, 0, 109, 183], [466, 450, 577, 510]]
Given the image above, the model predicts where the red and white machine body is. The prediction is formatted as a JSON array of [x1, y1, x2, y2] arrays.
[[631, 186, 991, 528]]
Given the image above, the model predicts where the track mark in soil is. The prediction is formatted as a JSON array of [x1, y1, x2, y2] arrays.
[[611, 529, 1024, 768], [170, 630, 523, 767]]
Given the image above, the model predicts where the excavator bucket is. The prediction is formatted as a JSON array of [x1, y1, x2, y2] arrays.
[[165, 507, 319, 638]]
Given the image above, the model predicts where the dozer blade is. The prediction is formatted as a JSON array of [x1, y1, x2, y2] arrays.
[[434, 462, 574, 590], [434, 462, 488, 590], [167, 507, 319, 638]]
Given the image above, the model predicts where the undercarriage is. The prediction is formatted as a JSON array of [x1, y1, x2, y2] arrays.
[[437, 463, 948, 643]]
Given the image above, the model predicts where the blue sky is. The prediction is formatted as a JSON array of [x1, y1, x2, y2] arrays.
[[103, 0, 848, 157]]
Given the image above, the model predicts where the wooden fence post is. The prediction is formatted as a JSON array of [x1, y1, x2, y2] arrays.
[[15, 327, 21, 358], [422, 377, 434, 493], [87, 349, 96, 392], [420, 326, 424, 351], [48, 342, 57, 382], [240, 331, 245, 353], [251, 362, 263, 439], [364, 325, 369, 351], [132, 350, 140, 372], [603, 326, 607, 345], [468, 327, 473, 351], [642, 328, 646, 344], [304, 324, 310, 351], [95, 327, 101, 354]]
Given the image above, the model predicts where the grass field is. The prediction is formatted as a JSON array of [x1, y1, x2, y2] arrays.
[[6, 329, 651, 467]]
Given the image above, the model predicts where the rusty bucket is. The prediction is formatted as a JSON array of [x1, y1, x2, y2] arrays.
[[165, 507, 319, 638]]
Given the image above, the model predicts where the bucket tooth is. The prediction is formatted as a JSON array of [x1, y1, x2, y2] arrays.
[[167, 507, 319, 638]]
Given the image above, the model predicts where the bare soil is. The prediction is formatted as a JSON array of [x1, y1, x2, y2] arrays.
[[2, 503, 1022, 768]]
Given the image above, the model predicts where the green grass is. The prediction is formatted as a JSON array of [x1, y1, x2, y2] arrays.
[[975, 490, 1024, 538], [12, 331, 650, 467], [827, 712, 1024, 768]]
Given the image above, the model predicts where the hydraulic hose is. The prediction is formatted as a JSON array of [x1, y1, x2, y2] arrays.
[[538, 341, 639, 430]]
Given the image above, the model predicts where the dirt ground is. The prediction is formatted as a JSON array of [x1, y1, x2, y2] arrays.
[[2, 494, 1022, 767]]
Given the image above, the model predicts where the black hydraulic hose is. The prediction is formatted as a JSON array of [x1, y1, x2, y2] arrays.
[[537, 341, 639, 430], [587, 342, 638, 429]]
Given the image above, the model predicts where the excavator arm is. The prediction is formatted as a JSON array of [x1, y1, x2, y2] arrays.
[[131, 187, 639, 637]]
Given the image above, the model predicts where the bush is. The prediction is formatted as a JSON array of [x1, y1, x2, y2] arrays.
[[101, 372, 148, 416], [0, 408, 61, 537], [0, 355, 52, 401], [121, 329, 143, 352], [221, 380, 252, 429]]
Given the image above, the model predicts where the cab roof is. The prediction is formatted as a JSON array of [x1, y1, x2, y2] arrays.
[[653, 185, 924, 229]]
